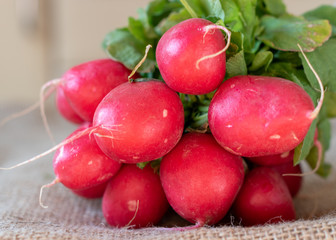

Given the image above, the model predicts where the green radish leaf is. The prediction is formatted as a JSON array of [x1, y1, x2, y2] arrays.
[[220, 0, 259, 52], [249, 50, 273, 71], [306, 116, 332, 178], [199, 0, 225, 20], [225, 50, 247, 79], [226, 31, 244, 57], [136, 162, 149, 169], [303, 5, 336, 37], [306, 146, 331, 178], [317, 117, 332, 151], [103, 28, 156, 72], [128, 17, 148, 43], [145, 0, 182, 27], [156, 8, 190, 34], [273, 51, 302, 67], [266, 62, 319, 103], [299, 39, 336, 91], [325, 91, 336, 118], [293, 119, 317, 165], [181, 0, 224, 20], [259, 15, 332, 52], [263, 0, 287, 17]]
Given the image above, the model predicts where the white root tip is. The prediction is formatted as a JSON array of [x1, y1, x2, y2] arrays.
[[39, 178, 59, 209], [40, 78, 63, 145], [297, 44, 325, 120], [196, 24, 231, 69]]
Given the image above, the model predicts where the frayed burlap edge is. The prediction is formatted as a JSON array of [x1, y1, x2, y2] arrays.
[[1, 213, 336, 240]]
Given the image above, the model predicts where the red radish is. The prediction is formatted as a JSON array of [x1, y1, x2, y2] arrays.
[[60, 59, 135, 122], [72, 181, 109, 199], [208, 75, 315, 157], [160, 133, 245, 227], [53, 123, 121, 191], [56, 87, 85, 124], [102, 164, 169, 228], [232, 167, 296, 226], [248, 150, 303, 197], [156, 18, 229, 95], [93, 79, 184, 164], [270, 162, 302, 197], [248, 150, 295, 166]]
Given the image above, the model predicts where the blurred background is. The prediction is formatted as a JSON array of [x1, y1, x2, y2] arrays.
[[0, 0, 335, 106]]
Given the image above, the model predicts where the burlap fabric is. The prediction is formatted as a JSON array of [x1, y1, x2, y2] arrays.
[[1, 105, 336, 240]]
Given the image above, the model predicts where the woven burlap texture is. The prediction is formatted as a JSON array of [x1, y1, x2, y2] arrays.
[[1, 107, 336, 240]]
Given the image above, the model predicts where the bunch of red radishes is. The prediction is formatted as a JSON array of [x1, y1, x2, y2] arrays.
[[34, 17, 325, 229]]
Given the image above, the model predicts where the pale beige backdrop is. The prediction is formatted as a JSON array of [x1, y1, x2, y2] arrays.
[[0, 0, 335, 105]]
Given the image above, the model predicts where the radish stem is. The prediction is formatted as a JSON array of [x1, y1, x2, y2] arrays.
[[180, 0, 198, 18], [128, 45, 152, 82]]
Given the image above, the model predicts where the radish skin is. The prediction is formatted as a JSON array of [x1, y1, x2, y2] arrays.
[[209, 75, 315, 157], [93, 80, 184, 164], [232, 167, 296, 226], [56, 87, 85, 124], [156, 18, 227, 95], [61, 59, 135, 122], [53, 123, 121, 191], [160, 133, 245, 226], [102, 164, 169, 228]]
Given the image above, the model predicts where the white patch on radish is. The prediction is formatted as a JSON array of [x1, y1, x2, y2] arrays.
[[163, 109, 168, 118], [226, 124, 233, 128], [280, 151, 290, 158], [270, 134, 281, 140], [133, 156, 140, 160], [230, 84, 235, 89], [292, 132, 299, 141], [88, 161, 93, 165], [164, 138, 168, 144], [127, 200, 138, 212]]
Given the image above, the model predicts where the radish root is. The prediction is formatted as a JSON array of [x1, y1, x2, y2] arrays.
[[196, 24, 231, 69], [39, 178, 60, 208], [0, 126, 97, 170], [297, 44, 325, 120], [40, 78, 63, 144], [125, 200, 140, 228], [128, 45, 152, 82], [0, 82, 56, 128]]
